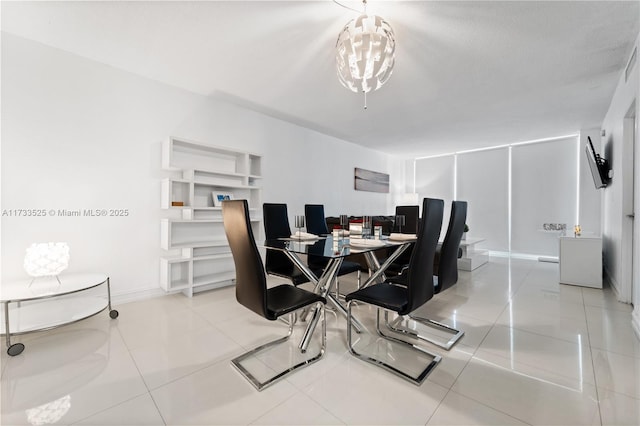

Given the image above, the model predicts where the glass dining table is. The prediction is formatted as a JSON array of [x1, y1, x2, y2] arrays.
[[263, 235, 415, 352]]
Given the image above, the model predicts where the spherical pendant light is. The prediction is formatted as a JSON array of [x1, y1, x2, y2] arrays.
[[335, 13, 396, 94]]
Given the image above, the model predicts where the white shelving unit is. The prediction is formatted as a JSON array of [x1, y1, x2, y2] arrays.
[[160, 136, 262, 296]]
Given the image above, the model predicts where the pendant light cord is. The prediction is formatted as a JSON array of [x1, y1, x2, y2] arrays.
[[333, 0, 366, 14]]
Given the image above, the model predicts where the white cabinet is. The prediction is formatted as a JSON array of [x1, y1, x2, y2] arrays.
[[160, 136, 262, 296], [559, 236, 602, 288]]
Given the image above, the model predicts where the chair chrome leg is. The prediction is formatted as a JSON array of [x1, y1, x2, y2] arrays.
[[385, 313, 464, 351], [232, 304, 325, 391], [278, 311, 298, 326], [346, 302, 440, 386], [336, 270, 361, 299]]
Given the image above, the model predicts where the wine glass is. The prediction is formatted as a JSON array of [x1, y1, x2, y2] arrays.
[[395, 215, 406, 234], [294, 215, 305, 238], [362, 216, 372, 238], [340, 214, 349, 232]]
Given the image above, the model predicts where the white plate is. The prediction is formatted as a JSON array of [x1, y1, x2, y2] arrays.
[[290, 232, 319, 240], [388, 233, 417, 241], [349, 239, 386, 248]]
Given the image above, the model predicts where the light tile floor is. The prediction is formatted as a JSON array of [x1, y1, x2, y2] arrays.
[[2, 258, 639, 425]]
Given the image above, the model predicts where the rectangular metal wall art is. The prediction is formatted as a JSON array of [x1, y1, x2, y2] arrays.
[[354, 167, 389, 193]]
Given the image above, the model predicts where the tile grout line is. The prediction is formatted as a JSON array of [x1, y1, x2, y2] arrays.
[[116, 322, 169, 425], [582, 287, 604, 426]]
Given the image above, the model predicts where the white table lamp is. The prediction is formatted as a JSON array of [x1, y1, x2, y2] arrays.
[[24, 242, 70, 285]]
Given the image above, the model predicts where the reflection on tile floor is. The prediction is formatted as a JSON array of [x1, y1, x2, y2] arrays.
[[2, 258, 639, 425]]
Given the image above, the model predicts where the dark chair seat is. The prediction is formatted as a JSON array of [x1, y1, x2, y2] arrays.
[[387, 273, 407, 286], [345, 284, 408, 313], [308, 258, 362, 275], [266, 284, 326, 320]]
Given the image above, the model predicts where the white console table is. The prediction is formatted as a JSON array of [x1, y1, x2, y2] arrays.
[[559, 236, 602, 288], [0, 273, 118, 356], [458, 237, 489, 271]]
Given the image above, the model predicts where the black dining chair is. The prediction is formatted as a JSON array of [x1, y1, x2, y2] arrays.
[[263, 203, 323, 285], [304, 204, 331, 235], [305, 204, 362, 293], [385, 205, 420, 276], [393, 205, 420, 234], [344, 198, 444, 385], [222, 200, 327, 391], [387, 200, 468, 350]]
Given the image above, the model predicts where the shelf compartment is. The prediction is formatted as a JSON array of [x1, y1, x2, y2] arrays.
[[164, 138, 242, 173], [160, 258, 191, 291], [248, 176, 262, 187], [193, 256, 235, 287], [193, 181, 255, 190], [170, 241, 228, 249], [161, 178, 191, 208], [188, 169, 245, 187], [161, 219, 227, 250], [249, 154, 262, 177], [192, 272, 236, 287], [193, 209, 223, 220], [193, 246, 230, 257], [193, 185, 223, 209]]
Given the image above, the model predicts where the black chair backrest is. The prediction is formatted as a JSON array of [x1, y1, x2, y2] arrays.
[[403, 198, 444, 315], [222, 200, 268, 318], [394, 205, 419, 234], [435, 201, 468, 294], [263, 203, 293, 271], [305, 204, 330, 235], [263, 203, 291, 239]]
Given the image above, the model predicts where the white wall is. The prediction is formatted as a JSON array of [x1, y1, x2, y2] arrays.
[[1, 33, 404, 298], [600, 32, 640, 335], [415, 155, 455, 237]]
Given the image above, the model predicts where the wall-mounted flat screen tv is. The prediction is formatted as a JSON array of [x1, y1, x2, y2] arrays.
[[585, 136, 610, 189]]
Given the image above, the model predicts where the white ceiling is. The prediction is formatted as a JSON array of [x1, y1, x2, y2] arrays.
[[2, 1, 639, 157]]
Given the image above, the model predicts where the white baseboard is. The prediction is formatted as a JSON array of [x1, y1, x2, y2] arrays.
[[492, 251, 549, 261], [487, 250, 510, 258], [633, 309, 640, 341], [112, 286, 167, 306], [603, 263, 618, 293], [603, 264, 631, 303]]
